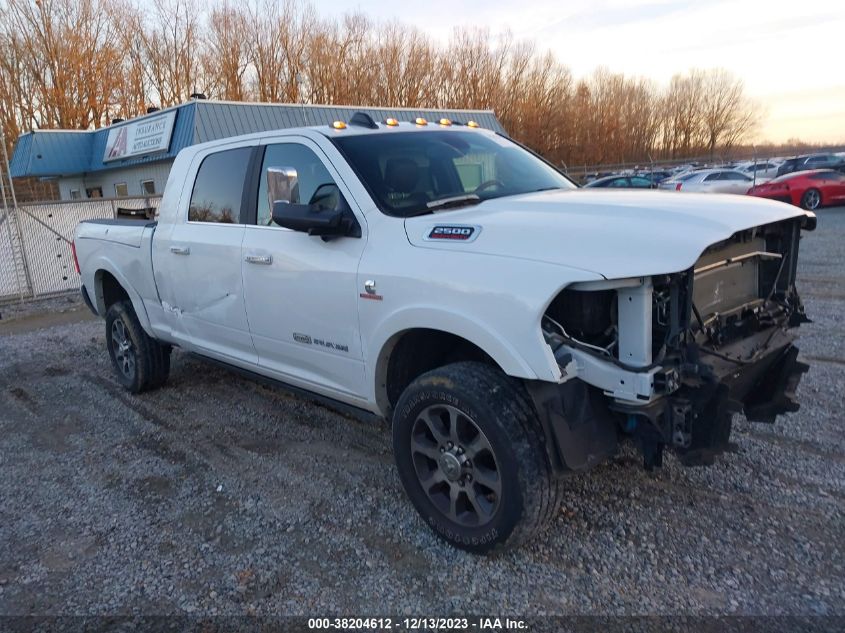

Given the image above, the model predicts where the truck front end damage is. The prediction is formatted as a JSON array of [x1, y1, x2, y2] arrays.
[[532, 215, 813, 471]]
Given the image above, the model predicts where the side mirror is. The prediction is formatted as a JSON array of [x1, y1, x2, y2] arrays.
[[266, 166, 300, 209], [268, 175, 361, 239]]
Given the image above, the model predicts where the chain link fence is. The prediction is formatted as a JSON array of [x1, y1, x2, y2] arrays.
[[0, 196, 161, 303]]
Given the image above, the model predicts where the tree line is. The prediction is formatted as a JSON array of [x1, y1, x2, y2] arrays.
[[0, 0, 762, 168]]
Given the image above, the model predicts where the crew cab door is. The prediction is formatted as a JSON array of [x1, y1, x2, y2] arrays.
[[240, 137, 368, 399], [152, 142, 258, 364]]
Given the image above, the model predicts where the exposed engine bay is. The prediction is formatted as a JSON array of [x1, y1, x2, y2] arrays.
[[532, 215, 814, 471]]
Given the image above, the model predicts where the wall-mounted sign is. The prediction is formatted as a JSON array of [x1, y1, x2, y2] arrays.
[[103, 110, 176, 162]]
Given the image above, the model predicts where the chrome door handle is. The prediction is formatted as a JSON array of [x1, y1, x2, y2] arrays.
[[244, 254, 273, 265], [170, 246, 190, 255]]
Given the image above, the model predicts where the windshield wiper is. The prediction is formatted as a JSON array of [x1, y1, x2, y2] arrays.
[[425, 194, 481, 212]]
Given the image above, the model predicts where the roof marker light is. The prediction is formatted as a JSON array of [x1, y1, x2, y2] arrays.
[[439, 118, 452, 126], [415, 117, 428, 126], [467, 120, 480, 128], [331, 120, 347, 129], [385, 118, 399, 126]]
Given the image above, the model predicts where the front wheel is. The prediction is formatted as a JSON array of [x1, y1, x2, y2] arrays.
[[801, 188, 821, 210], [392, 362, 562, 554]]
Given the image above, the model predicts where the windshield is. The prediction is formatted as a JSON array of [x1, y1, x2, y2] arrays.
[[331, 130, 575, 217]]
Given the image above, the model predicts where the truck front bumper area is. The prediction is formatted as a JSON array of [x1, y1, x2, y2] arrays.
[[528, 327, 809, 473]]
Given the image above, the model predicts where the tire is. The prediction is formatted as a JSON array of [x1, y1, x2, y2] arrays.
[[801, 188, 821, 210], [105, 300, 171, 393], [392, 361, 562, 554]]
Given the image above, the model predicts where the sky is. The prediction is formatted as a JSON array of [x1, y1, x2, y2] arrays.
[[323, 0, 845, 144]]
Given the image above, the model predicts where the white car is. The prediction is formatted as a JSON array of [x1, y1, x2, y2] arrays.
[[72, 114, 814, 553], [659, 168, 754, 194], [735, 161, 782, 181]]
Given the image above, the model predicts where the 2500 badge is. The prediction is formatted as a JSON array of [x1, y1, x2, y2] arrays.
[[427, 225, 476, 241]]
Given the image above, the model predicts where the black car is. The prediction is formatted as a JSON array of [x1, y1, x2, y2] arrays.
[[583, 175, 657, 189], [637, 170, 673, 185], [777, 154, 845, 177]]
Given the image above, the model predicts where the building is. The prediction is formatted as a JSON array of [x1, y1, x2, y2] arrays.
[[9, 100, 505, 201]]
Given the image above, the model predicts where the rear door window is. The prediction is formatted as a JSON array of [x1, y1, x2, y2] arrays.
[[189, 147, 253, 223]]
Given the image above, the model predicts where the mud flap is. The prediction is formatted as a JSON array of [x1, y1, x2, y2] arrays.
[[526, 379, 618, 474], [743, 345, 809, 423]]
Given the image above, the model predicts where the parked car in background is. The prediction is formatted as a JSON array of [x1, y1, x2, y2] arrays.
[[581, 171, 615, 184], [583, 175, 656, 189], [735, 161, 782, 181], [777, 154, 845, 177], [658, 169, 753, 194], [748, 169, 845, 210], [637, 170, 673, 185]]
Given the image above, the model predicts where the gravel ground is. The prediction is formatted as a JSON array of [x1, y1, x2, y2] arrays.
[[0, 208, 843, 618]]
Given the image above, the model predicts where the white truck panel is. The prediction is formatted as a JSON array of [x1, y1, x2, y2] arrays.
[[72, 120, 811, 417], [404, 189, 805, 280]]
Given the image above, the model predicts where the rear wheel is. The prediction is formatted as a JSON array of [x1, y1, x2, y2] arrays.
[[392, 362, 562, 554], [105, 300, 170, 393], [801, 188, 821, 210]]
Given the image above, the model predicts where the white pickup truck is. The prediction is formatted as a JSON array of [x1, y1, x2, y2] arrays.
[[73, 112, 814, 553]]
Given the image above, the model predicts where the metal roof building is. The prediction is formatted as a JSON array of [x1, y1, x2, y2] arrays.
[[9, 100, 505, 201]]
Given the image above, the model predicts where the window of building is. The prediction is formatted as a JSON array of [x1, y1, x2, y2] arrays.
[[256, 143, 337, 226], [189, 147, 252, 223], [114, 182, 128, 197], [86, 187, 103, 198], [70, 189, 81, 200], [141, 180, 156, 195]]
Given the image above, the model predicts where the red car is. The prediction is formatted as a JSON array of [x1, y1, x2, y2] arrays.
[[748, 169, 845, 210]]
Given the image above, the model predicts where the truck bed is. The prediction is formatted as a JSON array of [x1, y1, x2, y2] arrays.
[[76, 219, 157, 248], [74, 219, 160, 322]]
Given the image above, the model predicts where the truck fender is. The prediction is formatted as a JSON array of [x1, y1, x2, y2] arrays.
[[90, 257, 155, 337], [366, 306, 556, 412]]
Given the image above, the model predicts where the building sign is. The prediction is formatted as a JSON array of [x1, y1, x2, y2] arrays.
[[103, 110, 176, 162]]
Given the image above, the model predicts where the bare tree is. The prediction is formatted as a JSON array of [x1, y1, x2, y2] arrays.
[[204, 3, 251, 101], [137, 0, 205, 106], [111, 0, 153, 120], [0, 0, 765, 172], [1, 0, 123, 131], [249, 0, 315, 103], [700, 69, 759, 156]]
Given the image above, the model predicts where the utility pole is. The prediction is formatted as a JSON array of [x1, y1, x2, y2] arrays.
[[0, 128, 33, 301]]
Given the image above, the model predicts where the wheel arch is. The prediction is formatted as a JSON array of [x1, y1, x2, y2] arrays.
[[92, 262, 154, 335], [370, 316, 543, 418]]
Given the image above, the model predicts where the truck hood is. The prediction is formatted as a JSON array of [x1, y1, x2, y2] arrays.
[[404, 189, 807, 279]]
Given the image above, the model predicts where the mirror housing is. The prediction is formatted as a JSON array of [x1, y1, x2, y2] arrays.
[[267, 168, 360, 239], [266, 166, 299, 208]]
